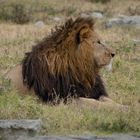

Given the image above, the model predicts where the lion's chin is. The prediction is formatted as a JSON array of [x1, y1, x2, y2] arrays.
[[105, 59, 113, 72], [97, 59, 112, 70]]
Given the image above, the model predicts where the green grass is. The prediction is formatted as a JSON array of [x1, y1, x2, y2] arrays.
[[0, 89, 139, 135], [0, 23, 140, 136], [0, 0, 139, 24], [0, 0, 140, 136]]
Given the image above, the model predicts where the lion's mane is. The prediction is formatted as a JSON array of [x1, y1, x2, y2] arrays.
[[22, 17, 108, 102]]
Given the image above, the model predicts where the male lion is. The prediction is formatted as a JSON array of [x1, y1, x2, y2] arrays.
[[6, 17, 125, 109]]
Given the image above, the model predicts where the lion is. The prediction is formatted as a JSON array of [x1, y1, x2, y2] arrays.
[[6, 17, 126, 109]]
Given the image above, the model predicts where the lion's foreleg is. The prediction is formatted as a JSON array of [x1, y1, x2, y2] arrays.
[[77, 97, 114, 109], [78, 97, 102, 107], [78, 97, 129, 111], [99, 96, 129, 111]]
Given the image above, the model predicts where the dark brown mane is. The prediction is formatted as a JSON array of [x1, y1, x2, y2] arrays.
[[22, 17, 108, 103]]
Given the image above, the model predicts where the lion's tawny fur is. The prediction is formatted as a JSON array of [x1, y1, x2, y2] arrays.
[[22, 17, 109, 102]]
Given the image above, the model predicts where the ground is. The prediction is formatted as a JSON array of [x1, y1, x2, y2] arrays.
[[0, 0, 140, 136]]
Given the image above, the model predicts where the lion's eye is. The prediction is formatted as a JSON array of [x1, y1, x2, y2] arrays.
[[97, 40, 101, 44], [93, 40, 101, 44]]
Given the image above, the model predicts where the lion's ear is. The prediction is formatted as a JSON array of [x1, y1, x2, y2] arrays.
[[77, 25, 90, 43]]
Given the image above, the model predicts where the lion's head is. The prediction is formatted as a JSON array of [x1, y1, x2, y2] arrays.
[[22, 17, 115, 101], [74, 20, 115, 69], [43, 17, 114, 86]]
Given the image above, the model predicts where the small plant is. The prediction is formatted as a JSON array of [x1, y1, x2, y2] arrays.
[[66, 7, 76, 16], [0, 77, 11, 94], [0, 2, 32, 24], [11, 3, 31, 24], [0, 6, 11, 21], [90, 0, 110, 3]]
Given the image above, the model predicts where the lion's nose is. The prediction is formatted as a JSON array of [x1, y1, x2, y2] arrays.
[[111, 53, 115, 57]]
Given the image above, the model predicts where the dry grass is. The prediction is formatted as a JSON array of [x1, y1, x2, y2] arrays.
[[0, 0, 140, 23], [0, 0, 140, 136]]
